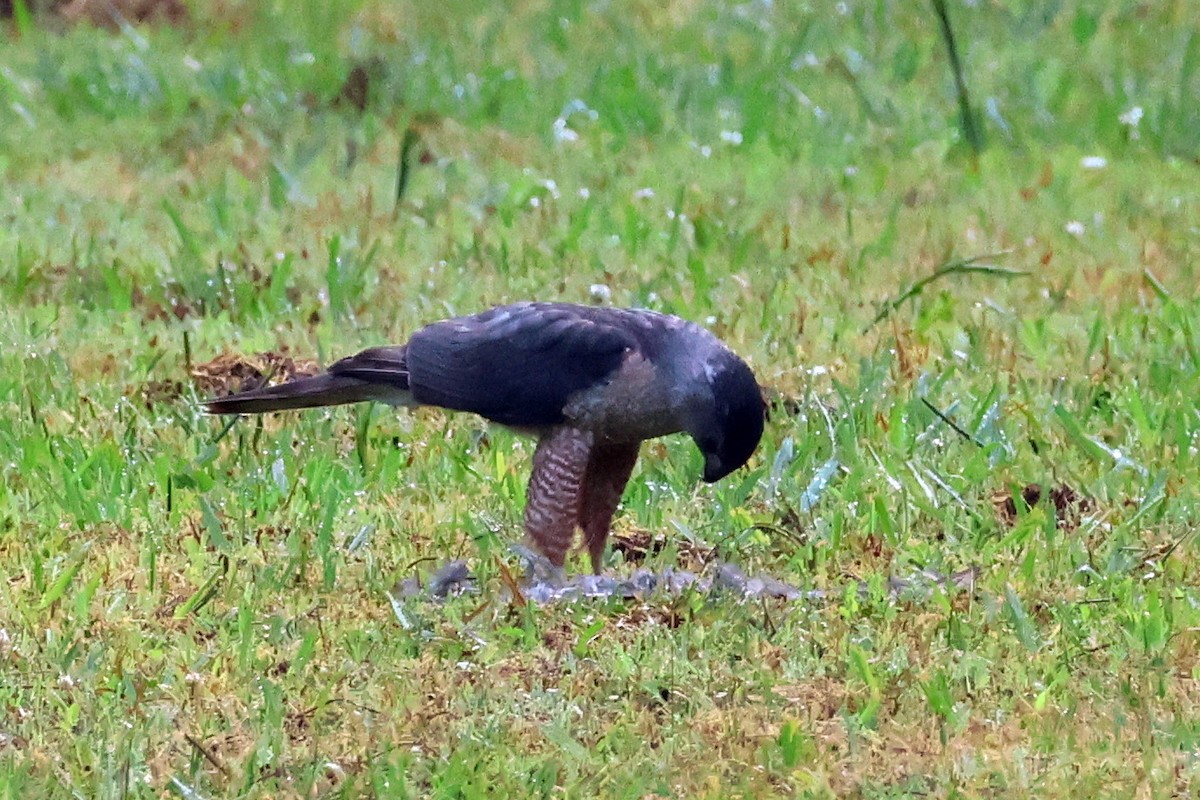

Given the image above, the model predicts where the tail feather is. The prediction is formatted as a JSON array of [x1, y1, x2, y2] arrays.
[[204, 373, 406, 415], [204, 345, 414, 415]]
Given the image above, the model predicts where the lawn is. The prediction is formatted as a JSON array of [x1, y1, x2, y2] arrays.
[[1, 1, 1199, 797]]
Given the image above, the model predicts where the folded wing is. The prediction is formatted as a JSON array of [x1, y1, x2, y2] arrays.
[[405, 303, 636, 426]]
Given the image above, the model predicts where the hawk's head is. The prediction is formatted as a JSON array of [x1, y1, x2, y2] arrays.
[[691, 353, 766, 483]]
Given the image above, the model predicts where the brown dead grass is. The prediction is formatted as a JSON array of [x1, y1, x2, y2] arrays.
[[611, 525, 712, 569], [58, 0, 186, 27], [191, 349, 319, 397], [993, 482, 1094, 531]]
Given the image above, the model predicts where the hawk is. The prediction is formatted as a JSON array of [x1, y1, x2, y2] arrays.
[[204, 302, 765, 574]]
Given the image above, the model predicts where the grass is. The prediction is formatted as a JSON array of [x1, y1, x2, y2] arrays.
[[1, 0, 1199, 796]]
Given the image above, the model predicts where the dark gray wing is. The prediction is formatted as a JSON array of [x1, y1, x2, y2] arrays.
[[405, 303, 639, 426]]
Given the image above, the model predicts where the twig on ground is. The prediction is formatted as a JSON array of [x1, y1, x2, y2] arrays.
[[921, 397, 983, 448], [181, 731, 230, 778], [864, 252, 1022, 332]]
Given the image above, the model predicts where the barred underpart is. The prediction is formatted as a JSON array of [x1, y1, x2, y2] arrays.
[[524, 428, 595, 567], [578, 443, 640, 574]]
